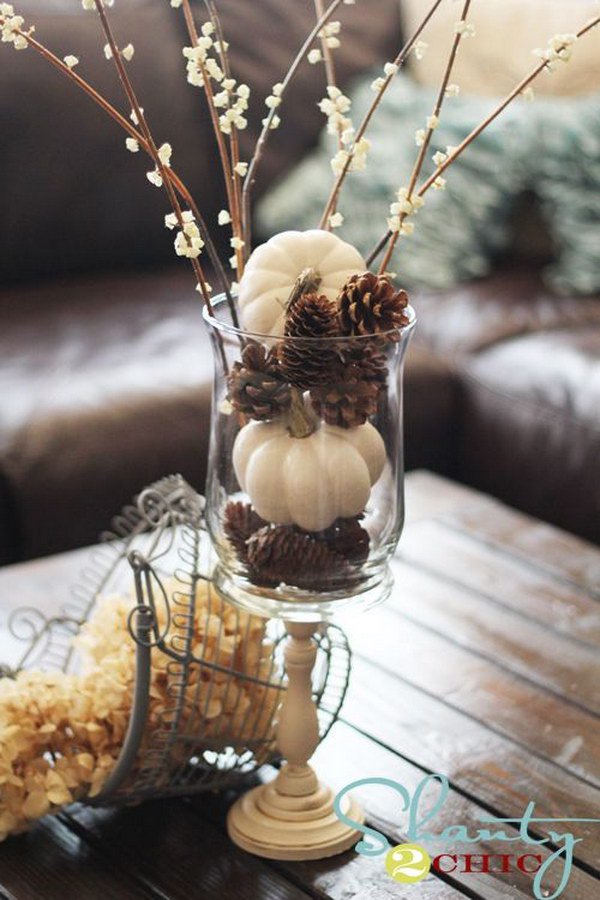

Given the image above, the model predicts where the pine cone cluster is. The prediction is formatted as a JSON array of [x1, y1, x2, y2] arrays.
[[223, 501, 370, 592], [278, 292, 339, 390], [337, 272, 409, 340], [310, 341, 387, 428], [227, 341, 291, 421], [223, 501, 266, 563], [247, 525, 352, 591]]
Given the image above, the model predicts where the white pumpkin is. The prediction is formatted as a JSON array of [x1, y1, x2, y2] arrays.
[[232, 419, 386, 532], [238, 229, 365, 336]]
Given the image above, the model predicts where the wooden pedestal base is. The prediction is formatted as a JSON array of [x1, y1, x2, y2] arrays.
[[227, 763, 364, 861]]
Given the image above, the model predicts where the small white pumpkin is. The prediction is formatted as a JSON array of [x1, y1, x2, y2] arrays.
[[232, 419, 386, 532], [238, 229, 365, 336]]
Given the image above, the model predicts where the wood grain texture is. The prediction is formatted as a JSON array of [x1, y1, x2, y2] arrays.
[[0, 470, 599, 899]]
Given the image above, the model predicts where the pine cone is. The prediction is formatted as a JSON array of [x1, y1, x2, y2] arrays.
[[337, 272, 409, 339], [279, 292, 340, 389], [310, 340, 387, 427], [228, 340, 291, 420], [247, 525, 353, 592], [321, 516, 370, 564], [223, 501, 266, 563]]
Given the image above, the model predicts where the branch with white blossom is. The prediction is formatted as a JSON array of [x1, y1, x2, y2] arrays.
[[242, 0, 344, 250], [378, 0, 472, 274], [367, 15, 600, 269], [318, 0, 445, 230]]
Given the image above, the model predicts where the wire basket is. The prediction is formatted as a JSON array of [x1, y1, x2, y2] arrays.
[[0, 476, 351, 806]]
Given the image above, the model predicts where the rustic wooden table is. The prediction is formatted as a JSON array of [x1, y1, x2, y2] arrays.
[[0, 471, 598, 900]]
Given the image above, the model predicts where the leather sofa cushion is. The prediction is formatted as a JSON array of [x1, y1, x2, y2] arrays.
[[456, 327, 600, 543], [0, 266, 453, 562], [413, 268, 600, 358], [0, 268, 212, 560]]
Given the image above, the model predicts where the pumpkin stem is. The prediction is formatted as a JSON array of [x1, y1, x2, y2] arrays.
[[286, 387, 316, 439], [286, 267, 322, 313]]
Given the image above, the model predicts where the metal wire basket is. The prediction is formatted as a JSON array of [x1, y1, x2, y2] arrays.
[[0, 476, 351, 806]]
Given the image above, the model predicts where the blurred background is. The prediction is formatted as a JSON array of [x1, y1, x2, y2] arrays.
[[0, 0, 598, 566]]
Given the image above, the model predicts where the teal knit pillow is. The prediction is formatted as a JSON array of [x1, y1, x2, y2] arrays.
[[257, 74, 600, 295]]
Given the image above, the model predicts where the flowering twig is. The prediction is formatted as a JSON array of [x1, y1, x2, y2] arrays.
[[377, 0, 472, 274], [179, 0, 246, 279], [242, 0, 344, 251], [91, 0, 214, 309], [0, 6, 237, 314], [367, 15, 600, 269], [318, 0, 445, 230], [202, 0, 246, 279]]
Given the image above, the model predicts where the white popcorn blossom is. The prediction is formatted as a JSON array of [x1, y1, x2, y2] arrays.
[[197, 282, 213, 295], [218, 209, 231, 225], [234, 161, 248, 177], [388, 188, 425, 231], [237, 83, 250, 99], [371, 77, 385, 93], [230, 236, 245, 250], [534, 33, 577, 68], [103, 43, 112, 60], [183, 35, 219, 88], [413, 40, 428, 60], [426, 114, 439, 130], [330, 136, 370, 176], [147, 169, 163, 188], [201, 21, 214, 36], [64, 55, 79, 69], [261, 114, 280, 130], [272, 82, 283, 97], [433, 176, 447, 190], [81, 0, 95, 9], [445, 83, 460, 97], [307, 48, 323, 64], [432, 150, 447, 166], [415, 129, 425, 147], [384, 61, 398, 77], [130, 107, 144, 125], [122, 43, 135, 62], [230, 254, 238, 270], [214, 40, 229, 53], [175, 219, 204, 259], [319, 21, 341, 49], [265, 94, 281, 109], [158, 143, 172, 166], [125, 137, 139, 152], [1, 9, 32, 51], [170, 0, 183, 7], [328, 212, 344, 228], [454, 21, 476, 38], [166, 211, 203, 259], [318, 85, 352, 136]]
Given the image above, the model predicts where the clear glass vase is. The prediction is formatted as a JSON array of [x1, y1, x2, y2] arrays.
[[203, 296, 416, 622]]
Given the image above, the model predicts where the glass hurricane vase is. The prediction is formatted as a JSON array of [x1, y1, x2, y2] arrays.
[[203, 295, 416, 623], [204, 294, 415, 861]]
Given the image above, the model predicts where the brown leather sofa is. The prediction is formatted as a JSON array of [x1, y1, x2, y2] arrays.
[[1, 0, 598, 565]]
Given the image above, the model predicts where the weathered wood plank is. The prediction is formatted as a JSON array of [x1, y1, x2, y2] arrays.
[[342, 655, 600, 871], [0, 815, 153, 900], [192, 722, 600, 899], [65, 800, 314, 900], [387, 559, 600, 714], [342, 605, 600, 789], [398, 521, 600, 648]]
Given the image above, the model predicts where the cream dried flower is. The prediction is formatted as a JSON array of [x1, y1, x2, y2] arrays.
[[64, 55, 79, 69]]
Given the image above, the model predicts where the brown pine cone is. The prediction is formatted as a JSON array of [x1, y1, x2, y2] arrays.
[[279, 292, 340, 389], [337, 272, 409, 339], [227, 340, 291, 420], [247, 525, 353, 592], [321, 516, 370, 563], [310, 339, 388, 427], [223, 501, 266, 563]]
